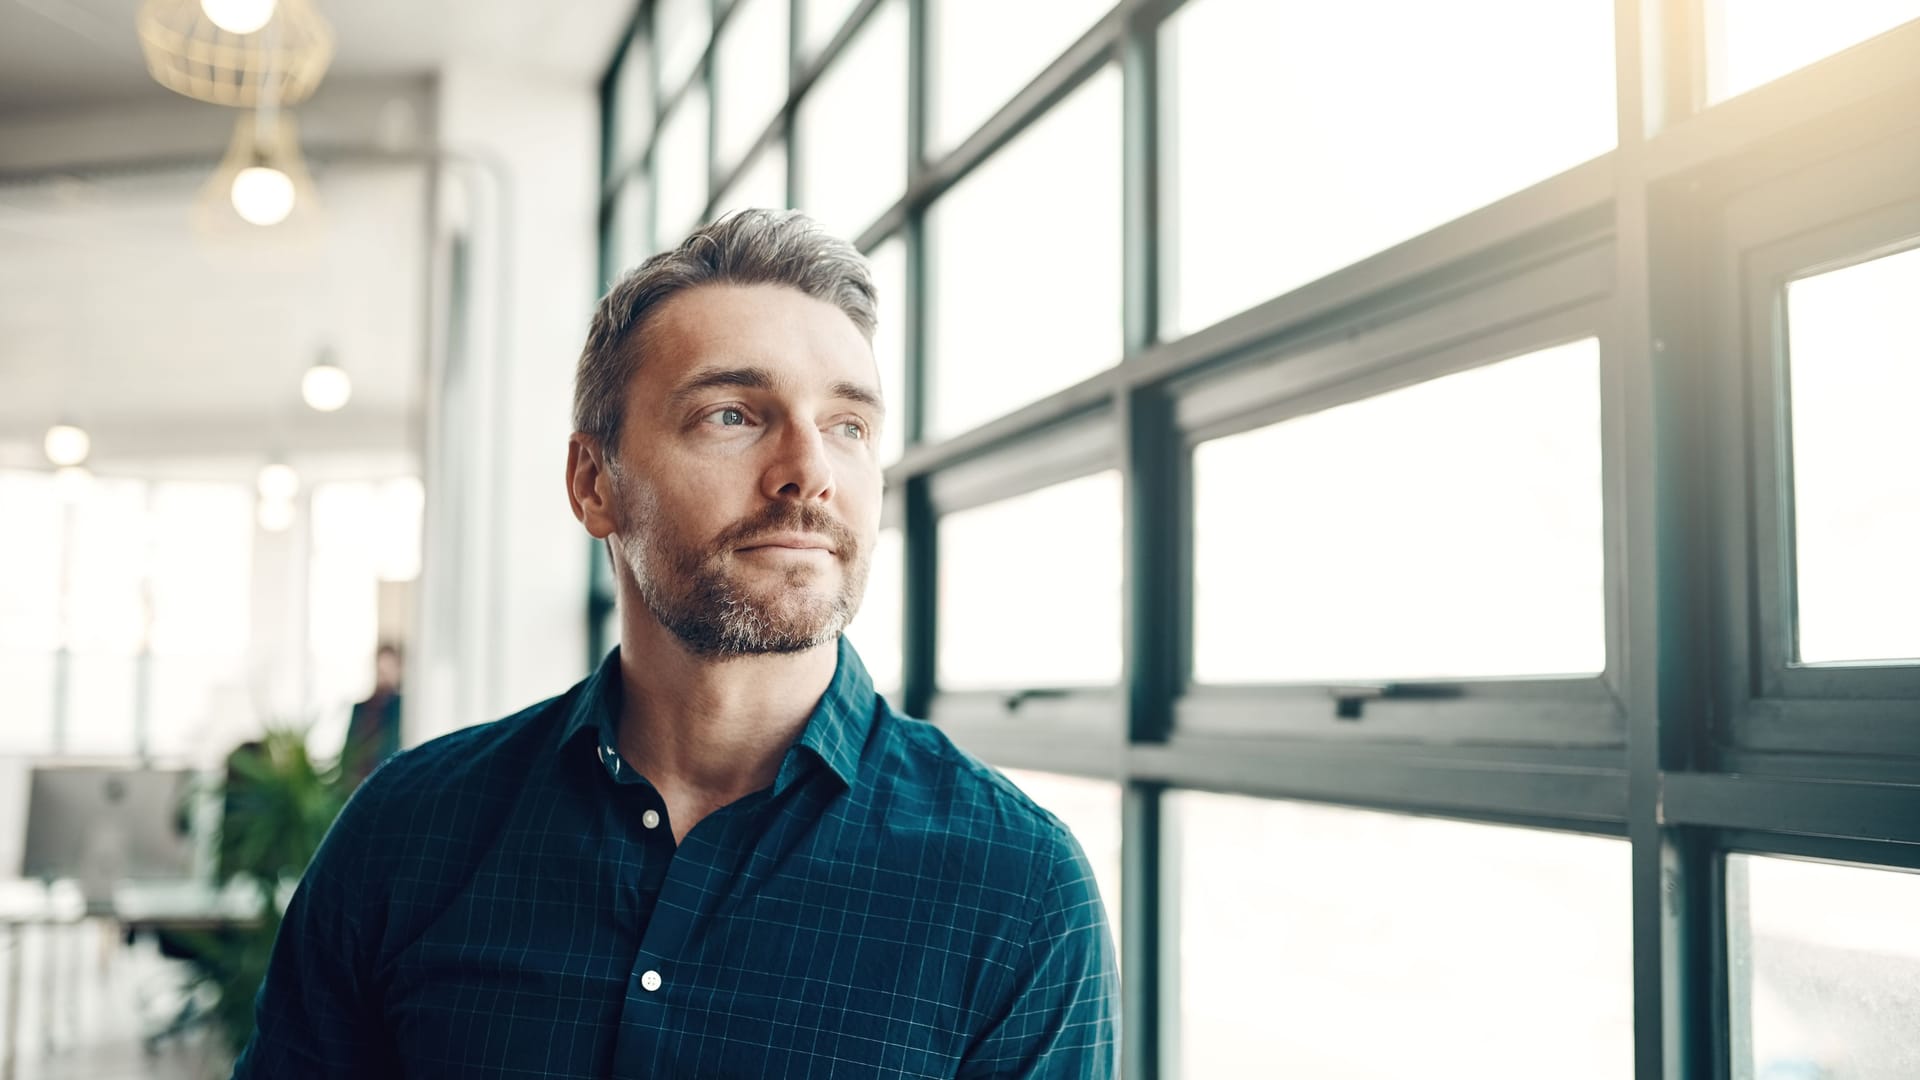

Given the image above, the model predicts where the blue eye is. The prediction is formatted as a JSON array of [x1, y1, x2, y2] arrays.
[[709, 407, 747, 427], [840, 421, 867, 440]]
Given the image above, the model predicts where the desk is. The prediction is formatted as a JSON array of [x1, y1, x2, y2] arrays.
[[0, 881, 85, 1080], [0, 880, 260, 1080]]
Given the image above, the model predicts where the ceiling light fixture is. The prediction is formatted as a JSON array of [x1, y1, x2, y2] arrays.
[[302, 361, 351, 412], [199, 0, 276, 35], [43, 424, 90, 467], [137, 0, 332, 109], [231, 163, 295, 225]]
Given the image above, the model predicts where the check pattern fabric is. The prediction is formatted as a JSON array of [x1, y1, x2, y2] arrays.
[[233, 637, 1118, 1078]]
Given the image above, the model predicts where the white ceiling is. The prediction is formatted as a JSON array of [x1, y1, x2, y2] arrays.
[[0, 0, 634, 478], [0, 0, 637, 112], [0, 162, 430, 473]]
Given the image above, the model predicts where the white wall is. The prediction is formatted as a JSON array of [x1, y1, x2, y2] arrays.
[[411, 65, 595, 742]]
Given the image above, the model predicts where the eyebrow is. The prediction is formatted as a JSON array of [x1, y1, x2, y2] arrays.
[[667, 365, 886, 415]]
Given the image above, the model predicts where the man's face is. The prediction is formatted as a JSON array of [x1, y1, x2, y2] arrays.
[[605, 282, 884, 658]]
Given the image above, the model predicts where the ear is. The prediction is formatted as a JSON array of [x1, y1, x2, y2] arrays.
[[566, 433, 620, 540]]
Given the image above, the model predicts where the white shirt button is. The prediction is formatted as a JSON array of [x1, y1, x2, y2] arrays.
[[642, 809, 661, 830], [641, 969, 662, 992]]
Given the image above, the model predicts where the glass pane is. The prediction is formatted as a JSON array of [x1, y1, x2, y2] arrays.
[[713, 142, 789, 218], [866, 235, 908, 466], [997, 769, 1121, 938], [66, 478, 148, 655], [1709, 1, 1920, 102], [149, 482, 251, 658], [846, 526, 903, 702], [1729, 854, 1920, 1078], [610, 178, 653, 274], [655, 85, 712, 247], [0, 471, 62, 652], [800, 0, 861, 61], [1193, 339, 1605, 684], [0, 652, 55, 755], [927, 66, 1121, 438], [657, 0, 712, 98], [1162, 0, 1616, 336], [716, 0, 790, 174], [927, 0, 1113, 156], [309, 484, 383, 714], [1785, 246, 1920, 664], [65, 652, 138, 755], [796, 0, 907, 243], [1171, 792, 1633, 1078], [938, 471, 1121, 689], [611, 37, 654, 176], [150, 654, 236, 758]]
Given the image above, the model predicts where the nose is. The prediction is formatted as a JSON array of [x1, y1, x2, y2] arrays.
[[761, 419, 835, 503]]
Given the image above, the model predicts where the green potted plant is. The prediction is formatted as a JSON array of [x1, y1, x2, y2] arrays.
[[168, 724, 349, 1058]]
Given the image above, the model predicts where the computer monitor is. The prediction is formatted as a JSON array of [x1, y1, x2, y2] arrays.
[[21, 765, 197, 909]]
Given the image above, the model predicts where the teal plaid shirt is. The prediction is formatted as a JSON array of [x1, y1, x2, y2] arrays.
[[235, 637, 1118, 1078]]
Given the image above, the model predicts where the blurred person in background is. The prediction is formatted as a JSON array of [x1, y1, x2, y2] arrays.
[[340, 643, 404, 788], [233, 209, 1118, 1078]]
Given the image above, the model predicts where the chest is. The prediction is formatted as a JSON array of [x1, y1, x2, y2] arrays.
[[376, 785, 1020, 1078]]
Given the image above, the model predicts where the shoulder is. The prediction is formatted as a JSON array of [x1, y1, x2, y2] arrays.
[[865, 705, 1095, 898], [306, 689, 572, 898]]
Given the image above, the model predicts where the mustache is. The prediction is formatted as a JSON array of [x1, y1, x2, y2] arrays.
[[715, 502, 859, 558]]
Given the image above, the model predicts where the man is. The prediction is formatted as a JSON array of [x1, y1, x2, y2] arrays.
[[235, 209, 1118, 1077], [340, 643, 404, 788]]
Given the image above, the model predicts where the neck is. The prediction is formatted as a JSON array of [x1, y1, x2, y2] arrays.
[[614, 606, 838, 806]]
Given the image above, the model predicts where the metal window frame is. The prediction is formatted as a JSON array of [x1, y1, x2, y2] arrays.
[[1706, 133, 1920, 762], [591, 1, 1920, 1076]]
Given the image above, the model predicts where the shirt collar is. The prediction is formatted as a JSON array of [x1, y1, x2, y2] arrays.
[[555, 636, 878, 792]]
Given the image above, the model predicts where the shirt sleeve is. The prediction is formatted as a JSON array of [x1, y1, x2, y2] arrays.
[[958, 826, 1120, 1079], [230, 774, 397, 1077]]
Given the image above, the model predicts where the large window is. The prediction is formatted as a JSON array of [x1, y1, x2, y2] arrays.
[[926, 65, 1122, 438], [1192, 339, 1605, 685], [1171, 793, 1632, 1077], [1161, 0, 1616, 335], [0, 471, 251, 759], [600, 3, 1920, 1075]]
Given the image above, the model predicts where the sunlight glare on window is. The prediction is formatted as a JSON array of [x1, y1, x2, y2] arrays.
[[1785, 245, 1920, 664]]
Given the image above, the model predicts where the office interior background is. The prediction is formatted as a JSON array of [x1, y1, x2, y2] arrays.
[[1, 0, 1918, 1076]]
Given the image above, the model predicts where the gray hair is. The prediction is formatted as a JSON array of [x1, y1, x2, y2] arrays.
[[572, 209, 879, 453]]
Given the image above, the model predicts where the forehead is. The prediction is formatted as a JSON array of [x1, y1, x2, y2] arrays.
[[633, 282, 877, 399]]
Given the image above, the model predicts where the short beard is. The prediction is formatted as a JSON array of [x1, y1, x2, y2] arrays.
[[617, 480, 869, 660]]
